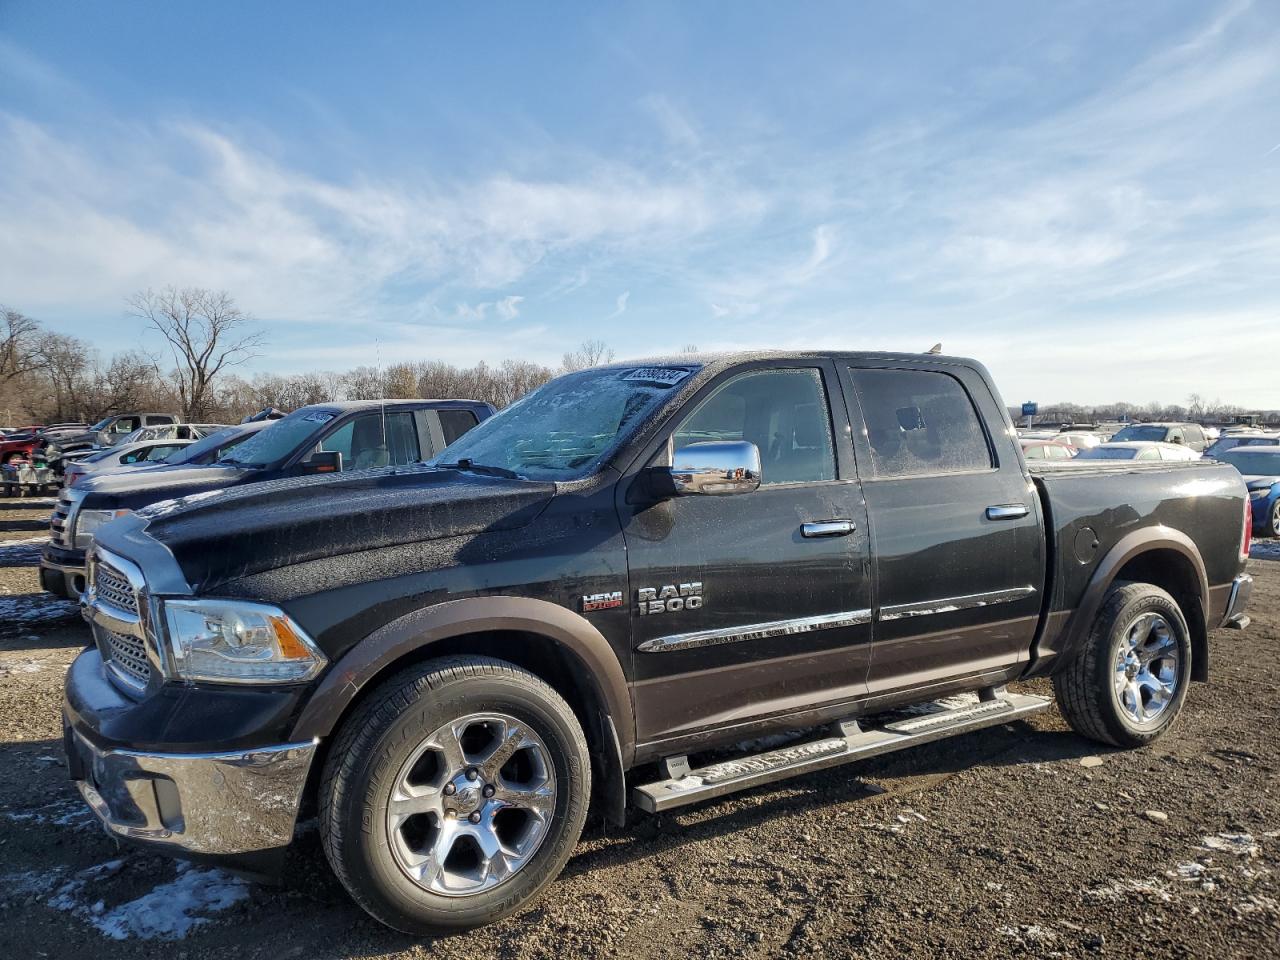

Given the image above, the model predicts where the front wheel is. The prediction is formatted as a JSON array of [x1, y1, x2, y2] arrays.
[[1269, 499, 1280, 538], [320, 655, 591, 934], [1053, 582, 1191, 748]]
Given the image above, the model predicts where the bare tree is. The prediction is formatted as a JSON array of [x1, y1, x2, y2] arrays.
[[128, 287, 264, 420], [1, 306, 40, 382], [561, 338, 615, 372]]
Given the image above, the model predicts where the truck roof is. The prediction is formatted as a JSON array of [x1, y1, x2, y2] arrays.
[[597, 349, 981, 371]]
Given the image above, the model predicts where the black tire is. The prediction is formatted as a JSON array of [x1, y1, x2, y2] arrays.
[[1052, 582, 1192, 748], [319, 655, 590, 934]]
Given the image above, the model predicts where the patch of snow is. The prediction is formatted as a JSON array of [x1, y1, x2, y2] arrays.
[[1086, 877, 1173, 903], [49, 860, 249, 941], [1198, 833, 1260, 857], [3, 798, 97, 831], [998, 924, 1057, 947], [0, 867, 66, 900], [0, 591, 80, 627]]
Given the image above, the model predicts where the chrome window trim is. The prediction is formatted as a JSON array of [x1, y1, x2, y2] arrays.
[[638, 609, 873, 653], [879, 586, 1037, 621]]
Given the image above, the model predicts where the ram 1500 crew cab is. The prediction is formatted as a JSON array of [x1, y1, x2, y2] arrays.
[[63, 352, 1253, 934]]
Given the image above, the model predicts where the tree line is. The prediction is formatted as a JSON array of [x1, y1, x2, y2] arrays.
[[1, 288, 621, 427], [3, 287, 1268, 428]]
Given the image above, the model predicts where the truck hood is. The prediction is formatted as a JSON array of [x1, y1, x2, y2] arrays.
[[129, 465, 555, 591], [79, 463, 255, 510]]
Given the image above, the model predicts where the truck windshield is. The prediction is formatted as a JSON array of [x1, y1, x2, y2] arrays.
[[217, 411, 338, 467], [434, 365, 698, 481], [1219, 450, 1280, 475], [1111, 425, 1167, 442], [163, 425, 252, 465]]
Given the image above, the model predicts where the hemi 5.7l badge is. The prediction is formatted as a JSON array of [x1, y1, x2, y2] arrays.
[[582, 591, 624, 612]]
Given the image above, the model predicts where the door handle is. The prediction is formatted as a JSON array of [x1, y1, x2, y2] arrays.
[[986, 504, 1029, 521], [802, 519, 856, 538]]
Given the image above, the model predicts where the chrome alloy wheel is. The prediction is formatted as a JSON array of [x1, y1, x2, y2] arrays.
[[385, 713, 556, 897], [1112, 613, 1180, 725]]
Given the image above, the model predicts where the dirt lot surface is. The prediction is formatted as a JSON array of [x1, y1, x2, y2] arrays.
[[1, 495, 1277, 959]]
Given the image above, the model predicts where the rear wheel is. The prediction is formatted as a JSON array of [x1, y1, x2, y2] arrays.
[[1053, 582, 1191, 748], [320, 655, 590, 934]]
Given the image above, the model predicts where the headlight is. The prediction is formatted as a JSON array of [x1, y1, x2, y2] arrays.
[[1250, 488, 1269, 501], [162, 599, 326, 684], [73, 509, 132, 549]]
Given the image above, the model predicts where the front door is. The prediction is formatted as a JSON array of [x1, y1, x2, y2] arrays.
[[840, 362, 1045, 698], [620, 362, 873, 747]]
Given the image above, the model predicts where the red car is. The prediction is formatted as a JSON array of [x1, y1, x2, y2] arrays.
[[0, 429, 46, 465]]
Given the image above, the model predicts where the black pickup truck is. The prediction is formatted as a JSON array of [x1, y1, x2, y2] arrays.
[[63, 352, 1253, 934], [40, 398, 493, 598]]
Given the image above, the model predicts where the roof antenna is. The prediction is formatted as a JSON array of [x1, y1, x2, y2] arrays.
[[927, 342, 943, 355]]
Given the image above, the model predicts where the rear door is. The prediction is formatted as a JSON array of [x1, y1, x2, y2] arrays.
[[621, 361, 873, 746], [840, 362, 1045, 698]]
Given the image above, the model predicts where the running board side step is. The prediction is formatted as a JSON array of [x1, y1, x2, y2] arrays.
[[632, 692, 1051, 814]]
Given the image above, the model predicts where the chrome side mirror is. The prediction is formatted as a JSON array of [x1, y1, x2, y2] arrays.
[[655, 440, 761, 496]]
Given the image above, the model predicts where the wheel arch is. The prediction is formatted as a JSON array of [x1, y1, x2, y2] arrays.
[[1061, 527, 1210, 682], [293, 597, 634, 825]]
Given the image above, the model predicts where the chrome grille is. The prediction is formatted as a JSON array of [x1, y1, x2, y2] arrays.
[[50, 491, 74, 548], [102, 629, 149, 688], [94, 560, 138, 616]]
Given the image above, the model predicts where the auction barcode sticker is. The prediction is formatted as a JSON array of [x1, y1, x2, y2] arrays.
[[624, 367, 692, 386]]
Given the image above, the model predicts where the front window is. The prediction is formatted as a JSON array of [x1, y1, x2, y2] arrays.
[[435, 365, 698, 481], [672, 368, 835, 485], [1112, 425, 1167, 443], [1220, 451, 1280, 475], [319, 412, 420, 470]]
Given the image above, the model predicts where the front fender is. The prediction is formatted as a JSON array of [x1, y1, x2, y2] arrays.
[[290, 595, 635, 765]]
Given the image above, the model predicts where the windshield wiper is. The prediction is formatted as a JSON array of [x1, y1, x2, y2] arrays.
[[437, 459, 520, 479]]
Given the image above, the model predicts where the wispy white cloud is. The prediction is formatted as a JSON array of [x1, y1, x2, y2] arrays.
[[604, 291, 630, 321]]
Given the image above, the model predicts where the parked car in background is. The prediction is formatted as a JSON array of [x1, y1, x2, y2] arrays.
[[1204, 431, 1280, 460], [1057, 432, 1102, 450], [1076, 441, 1201, 462], [1019, 439, 1076, 460], [0, 430, 43, 464], [1214, 446, 1280, 538], [62, 439, 198, 487], [54, 412, 181, 455], [40, 398, 494, 598], [1109, 422, 1207, 453]]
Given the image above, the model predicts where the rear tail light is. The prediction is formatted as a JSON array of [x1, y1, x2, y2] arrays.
[[1240, 496, 1252, 562]]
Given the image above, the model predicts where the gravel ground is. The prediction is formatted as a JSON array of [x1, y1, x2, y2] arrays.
[[1, 495, 1277, 959]]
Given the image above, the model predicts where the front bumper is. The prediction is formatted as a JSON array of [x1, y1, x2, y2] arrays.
[[40, 543, 87, 599], [1220, 573, 1253, 630], [63, 646, 317, 870], [65, 725, 315, 858]]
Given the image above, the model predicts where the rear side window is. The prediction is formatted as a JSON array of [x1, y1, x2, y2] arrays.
[[1185, 425, 1204, 443], [439, 409, 480, 445], [673, 368, 836, 485], [849, 368, 992, 478]]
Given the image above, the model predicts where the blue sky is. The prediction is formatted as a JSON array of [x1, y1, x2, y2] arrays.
[[1, 1, 1277, 406]]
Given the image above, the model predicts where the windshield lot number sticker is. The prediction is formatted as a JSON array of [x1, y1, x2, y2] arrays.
[[624, 367, 691, 387]]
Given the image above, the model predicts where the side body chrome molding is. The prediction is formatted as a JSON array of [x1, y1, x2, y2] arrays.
[[637, 609, 873, 653], [638, 586, 1037, 653], [879, 586, 1037, 622]]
